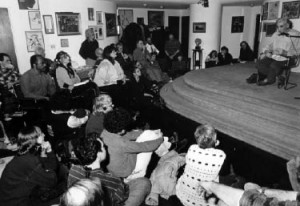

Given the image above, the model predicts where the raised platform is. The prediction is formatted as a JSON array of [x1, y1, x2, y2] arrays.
[[161, 63, 300, 160]]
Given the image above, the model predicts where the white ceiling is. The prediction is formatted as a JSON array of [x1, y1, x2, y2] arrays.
[[109, 0, 263, 10]]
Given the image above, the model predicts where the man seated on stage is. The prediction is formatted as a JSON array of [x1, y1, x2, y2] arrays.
[[255, 17, 300, 86], [20, 54, 56, 100]]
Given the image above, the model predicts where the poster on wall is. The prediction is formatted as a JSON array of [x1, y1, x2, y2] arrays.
[[88, 25, 104, 40], [262, 2, 268, 20], [25, 31, 44, 52], [231, 16, 244, 33], [88, 8, 94, 21], [105, 13, 118, 37], [148, 11, 164, 28], [268, 1, 279, 20], [119, 9, 133, 29], [28, 11, 42, 30], [43, 15, 55, 34], [55, 12, 81, 36], [282, 1, 300, 19], [18, 0, 39, 10]]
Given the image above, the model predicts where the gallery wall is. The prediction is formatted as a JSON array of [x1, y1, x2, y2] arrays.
[[1, 0, 118, 74], [259, 0, 300, 53], [220, 6, 261, 59]]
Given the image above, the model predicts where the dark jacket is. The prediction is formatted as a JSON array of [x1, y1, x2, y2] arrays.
[[218, 53, 233, 66], [0, 152, 58, 206], [79, 39, 99, 60]]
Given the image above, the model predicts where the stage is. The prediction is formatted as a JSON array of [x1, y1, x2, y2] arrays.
[[161, 62, 300, 160]]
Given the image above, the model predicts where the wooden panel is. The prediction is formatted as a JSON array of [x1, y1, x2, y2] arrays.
[[0, 8, 18, 67]]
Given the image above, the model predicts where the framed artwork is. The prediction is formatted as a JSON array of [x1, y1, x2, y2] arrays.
[[193, 22, 206, 33], [231, 16, 244, 33], [43, 15, 55, 34], [119, 9, 133, 29], [268, 1, 279, 20], [105, 13, 118, 37], [96, 11, 103, 25], [25, 31, 44, 52], [148, 11, 164, 28], [265, 23, 277, 37], [282, 1, 300, 19], [28, 11, 42, 30], [18, 0, 39, 10], [88, 25, 104, 40], [88, 8, 94, 21], [262, 2, 268, 20], [61, 39, 69, 47], [55, 12, 81, 36]]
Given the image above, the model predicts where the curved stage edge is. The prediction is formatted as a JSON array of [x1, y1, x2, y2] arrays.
[[161, 63, 300, 160]]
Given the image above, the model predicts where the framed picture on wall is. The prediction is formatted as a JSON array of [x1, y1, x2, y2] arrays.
[[55, 12, 81, 36], [43, 15, 55, 34], [88, 25, 104, 40], [119, 9, 133, 29], [262, 2, 268, 20], [282, 1, 300, 19], [268, 1, 279, 20], [28, 11, 42, 30], [231, 16, 244, 33], [25, 31, 44, 52], [96, 11, 103, 25], [61, 39, 69, 47], [265, 23, 277, 37], [193, 22, 206, 33], [148, 11, 164, 28], [88, 8, 94, 21], [105, 13, 118, 37], [18, 0, 39, 10]]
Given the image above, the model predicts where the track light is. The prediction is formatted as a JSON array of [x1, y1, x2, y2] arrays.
[[197, 0, 209, 7]]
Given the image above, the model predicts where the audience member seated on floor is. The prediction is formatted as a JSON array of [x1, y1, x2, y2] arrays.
[[176, 123, 226, 206], [69, 133, 151, 206], [133, 40, 148, 67], [205, 50, 219, 68], [85, 94, 113, 135], [115, 42, 133, 77], [287, 156, 300, 192], [20, 54, 56, 101], [55, 51, 98, 110], [145, 52, 170, 85], [93, 45, 128, 107], [79, 28, 99, 66], [101, 107, 165, 179], [218, 46, 233, 66], [145, 37, 160, 55], [238, 41, 254, 63], [35, 46, 55, 75], [255, 17, 300, 86], [60, 177, 104, 206], [199, 181, 300, 206], [170, 52, 188, 78], [0, 53, 20, 118], [0, 126, 59, 206]]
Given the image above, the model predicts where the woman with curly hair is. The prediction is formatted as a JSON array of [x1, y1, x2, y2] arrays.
[[0, 126, 59, 206]]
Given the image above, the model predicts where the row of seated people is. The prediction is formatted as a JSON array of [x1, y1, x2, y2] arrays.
[[205, 41, 255, 68], [1, 101, 300, 206]]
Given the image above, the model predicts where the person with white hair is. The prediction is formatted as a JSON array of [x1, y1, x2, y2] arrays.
[[79, 28, 99, 66]]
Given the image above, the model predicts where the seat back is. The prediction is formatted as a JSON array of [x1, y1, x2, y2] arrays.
[[287, 55, 300, 68], [12, 83, 25, 99]]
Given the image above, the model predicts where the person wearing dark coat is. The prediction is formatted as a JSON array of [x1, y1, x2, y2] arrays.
[[239, 41, 254, 62], [218, 46, 233, 66], [79, 28, 99, 66]]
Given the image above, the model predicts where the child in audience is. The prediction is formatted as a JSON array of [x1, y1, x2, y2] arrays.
[[85, 94, 114, 135], [176, 123, 226, 206]]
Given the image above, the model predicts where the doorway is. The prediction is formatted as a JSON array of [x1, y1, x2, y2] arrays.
[[0, 8, 17, 67], [181, 16, 190, 57], [168, 16, 180, 40], [253, 14, 261, 59]]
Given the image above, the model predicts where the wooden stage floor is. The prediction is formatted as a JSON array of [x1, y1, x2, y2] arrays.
[[161, 62, 300, 160]]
